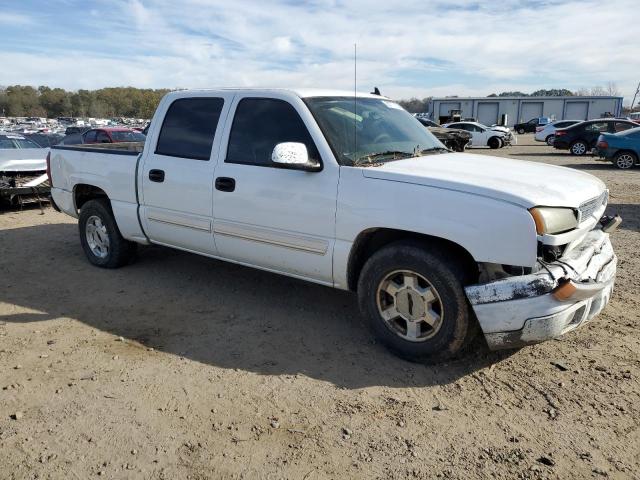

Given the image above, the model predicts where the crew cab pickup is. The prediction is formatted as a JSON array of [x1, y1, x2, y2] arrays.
[[49, 89, 620, 361]]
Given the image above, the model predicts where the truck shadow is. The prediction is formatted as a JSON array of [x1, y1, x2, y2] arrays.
[[0, 222, 514, 389]]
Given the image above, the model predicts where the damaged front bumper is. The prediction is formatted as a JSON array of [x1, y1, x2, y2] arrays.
[[465, 228, 617, 350]]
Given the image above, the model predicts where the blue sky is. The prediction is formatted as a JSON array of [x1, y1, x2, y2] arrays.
[[1, 0, 638, 103]]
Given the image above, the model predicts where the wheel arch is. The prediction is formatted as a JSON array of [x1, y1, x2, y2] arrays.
[[615, 149, 638, 161], [73, 184, 110, 212], [346, 228, 479, 292], [488, 135, 503, 146]]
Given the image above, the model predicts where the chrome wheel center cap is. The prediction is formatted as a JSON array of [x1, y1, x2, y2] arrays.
[[395, 287, 426, 321]]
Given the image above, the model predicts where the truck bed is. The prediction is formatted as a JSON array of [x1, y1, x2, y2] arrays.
[[52, 142, 145, 154], [50, 144, 145, 241]]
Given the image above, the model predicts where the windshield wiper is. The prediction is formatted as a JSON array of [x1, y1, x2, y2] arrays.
[[354, 150, 415, 165], [418, 147, 450, 154]]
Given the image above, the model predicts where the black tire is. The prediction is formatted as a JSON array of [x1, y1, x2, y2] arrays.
[[78, 199, 136, 268], [613, 151, 637, 169], [488, 136, 501, 149], [357, 241, 475, 362], [517, 128, 525, 134], [570, 140, 588, 156], [545, 135, 555, 146]]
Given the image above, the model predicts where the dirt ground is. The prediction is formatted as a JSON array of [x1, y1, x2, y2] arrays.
[[1, 135, 639, 480]]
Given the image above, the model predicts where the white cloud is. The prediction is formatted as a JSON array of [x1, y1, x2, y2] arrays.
[[0, 12, 34, 25], [1, 0, 639, 102]]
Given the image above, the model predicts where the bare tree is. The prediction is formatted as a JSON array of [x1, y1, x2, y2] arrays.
[[605, 81, 620, 96]]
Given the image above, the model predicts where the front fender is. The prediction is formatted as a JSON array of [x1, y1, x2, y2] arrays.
[[335, 169, 538, 282]]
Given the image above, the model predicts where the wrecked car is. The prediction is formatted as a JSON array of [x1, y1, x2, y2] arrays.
[[0, 133, 50, 205], [49, 89, 619, 361], [416, 117, 471, 152]]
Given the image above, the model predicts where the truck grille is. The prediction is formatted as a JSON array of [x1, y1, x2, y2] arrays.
[[578, 190, 608, 223]]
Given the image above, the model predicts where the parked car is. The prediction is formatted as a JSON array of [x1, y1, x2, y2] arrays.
[[65, 126, 90, 135], [81, 127, 146, 144], [514, 117, 551, 135], [49, 89, 619, 361], [553, 119, 638, 155], [24, 132, 65, 148], [442, 121, 512, 149], [416, 118, 471, 152], [594, 127, 640, 169], [534, 120, 581, 146], [0, 133, 50, 204]]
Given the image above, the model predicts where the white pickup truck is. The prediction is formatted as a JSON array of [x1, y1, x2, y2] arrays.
[[49, 89, 620, 361]]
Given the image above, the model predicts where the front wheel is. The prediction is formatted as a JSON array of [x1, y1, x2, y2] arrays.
[[517, 128, 525, 134], [79, 199, 137, 268], [614, 151, 637, 169], [357, 242, 475, 362], [488, 136, 502, 149]]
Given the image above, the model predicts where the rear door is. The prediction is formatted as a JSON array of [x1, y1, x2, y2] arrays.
[[139, 93, 235, 255], [211, 93, 339, 284], [583, 121, 610, 148]]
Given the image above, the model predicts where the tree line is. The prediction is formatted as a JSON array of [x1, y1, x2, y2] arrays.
[[0, 83, 627, 118], [0, 85, 170, 119]]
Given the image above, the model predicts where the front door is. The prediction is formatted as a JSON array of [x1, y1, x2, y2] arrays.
[[139, 93, 234, 254], [212, 94, 339, 285]]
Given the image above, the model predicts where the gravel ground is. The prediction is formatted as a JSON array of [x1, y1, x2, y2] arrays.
[[1, 134, 639, 479]]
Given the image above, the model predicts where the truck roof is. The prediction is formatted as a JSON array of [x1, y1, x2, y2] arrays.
[[166, 88, 389, 100]]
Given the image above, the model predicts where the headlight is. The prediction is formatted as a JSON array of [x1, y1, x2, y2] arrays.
[[529, 207, 578, 235]]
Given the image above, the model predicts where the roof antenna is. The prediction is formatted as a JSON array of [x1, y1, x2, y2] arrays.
[[371, 87, 381, 96], [354, 43, 357, 160]]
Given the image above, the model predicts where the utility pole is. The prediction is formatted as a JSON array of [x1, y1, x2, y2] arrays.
[[631, 81, 640, 110]]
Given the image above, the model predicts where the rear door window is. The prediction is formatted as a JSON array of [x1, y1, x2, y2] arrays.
[[585, 122, 609, 133], [155, 97, 225, 160], [226, 98, 319, 167], [614, 122, 634, 132], [83, 130, 98, 143], [96, 131, 111, 143]]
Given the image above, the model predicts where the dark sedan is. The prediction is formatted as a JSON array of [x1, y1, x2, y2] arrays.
[[553, 119, 637, 155]]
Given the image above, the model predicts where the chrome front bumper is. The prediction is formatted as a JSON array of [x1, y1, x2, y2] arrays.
[[465, 228, 617, 350]]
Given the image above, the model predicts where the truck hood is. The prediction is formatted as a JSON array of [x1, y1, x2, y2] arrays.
[[360, 152, 605, 208]]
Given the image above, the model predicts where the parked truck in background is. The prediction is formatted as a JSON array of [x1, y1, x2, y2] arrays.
[[49, 88, 620, 361]]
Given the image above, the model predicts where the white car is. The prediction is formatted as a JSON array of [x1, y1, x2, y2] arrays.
[[443, 121, 512, 149], [49, 88, 618, 361], [535, 120, 581, 146]]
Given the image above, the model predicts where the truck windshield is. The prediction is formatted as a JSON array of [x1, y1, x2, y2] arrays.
[[305, 97, 445, 166]]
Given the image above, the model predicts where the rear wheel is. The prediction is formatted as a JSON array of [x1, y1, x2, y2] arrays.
[[79, 199, 136, 268], [546, 135, 555, 146], [570, 141, 588, 156], [488, 136, 502, 149], [517, 128, 525, 134], [357, 242, 475, 362], [614, 151, 637, 169]]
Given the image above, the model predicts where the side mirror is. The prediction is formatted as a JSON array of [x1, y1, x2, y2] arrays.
[[271, 142, 321, 172]]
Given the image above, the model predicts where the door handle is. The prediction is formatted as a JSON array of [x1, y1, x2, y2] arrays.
[[215, 177, 235, 192], [149, 169, 165, 182]]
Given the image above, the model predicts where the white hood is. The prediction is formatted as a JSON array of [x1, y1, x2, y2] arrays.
[[0, 148, 49, 172], [361, 152, 605, 209]]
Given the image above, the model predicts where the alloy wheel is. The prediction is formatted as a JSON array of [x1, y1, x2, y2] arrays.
[[376, 270, 444, 342]]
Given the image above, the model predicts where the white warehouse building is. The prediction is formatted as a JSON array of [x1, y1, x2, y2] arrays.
[[428, 96, 623, 127]]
